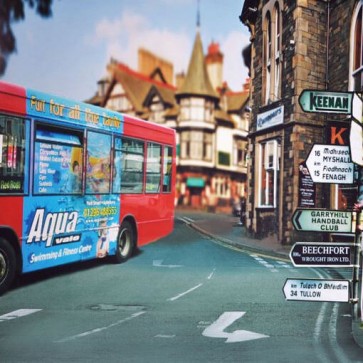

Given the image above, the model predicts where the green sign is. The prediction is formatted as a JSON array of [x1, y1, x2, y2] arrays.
[[299, 90, 353, 114], [292, 209, 354, 233]]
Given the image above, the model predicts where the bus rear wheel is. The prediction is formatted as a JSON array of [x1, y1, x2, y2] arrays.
[[0, 238, 16, 295], [114, 221, 135, 263]]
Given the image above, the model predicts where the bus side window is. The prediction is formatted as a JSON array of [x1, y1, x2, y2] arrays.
[[33, 126, 83, 195], [119, 137, 144, 194], [162, 146, 173, 193], [146, 143, 161, 193], [86, 131, 112, 194], [0, 115, 27, 195]]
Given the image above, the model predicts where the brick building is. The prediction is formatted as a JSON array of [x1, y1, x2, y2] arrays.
[[240, 0, 359, 244]]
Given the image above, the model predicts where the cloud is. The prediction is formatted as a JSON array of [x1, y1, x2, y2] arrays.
[[92, 9, 250, 90], [220, 30, 250, 91], [93, 10, 191, 79]]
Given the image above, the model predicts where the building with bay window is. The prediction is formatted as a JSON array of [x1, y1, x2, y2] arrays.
[[240, 0, 360, 244], [86, 28, 250, 212]]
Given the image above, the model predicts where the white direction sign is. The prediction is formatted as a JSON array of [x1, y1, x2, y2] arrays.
[[350, 120, 363, 166], [306, 144, 354, 184], [299, 90, 353, 114], [292, 208, 354, 233], [283, 278, 350, 302]]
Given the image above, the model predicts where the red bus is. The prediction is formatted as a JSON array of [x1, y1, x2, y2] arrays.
[[0, 81, 176, 294]]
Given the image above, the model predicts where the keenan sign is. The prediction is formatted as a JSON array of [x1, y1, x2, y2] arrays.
[[299, 90, 353, 114]]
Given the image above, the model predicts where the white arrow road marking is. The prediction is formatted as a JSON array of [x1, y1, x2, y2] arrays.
[[153, 259, 183, 268], [202, 312, 269, 343], [0, 309, 42, 322]]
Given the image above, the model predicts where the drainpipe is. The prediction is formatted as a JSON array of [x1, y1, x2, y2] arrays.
[[325, 0, 330, 90]]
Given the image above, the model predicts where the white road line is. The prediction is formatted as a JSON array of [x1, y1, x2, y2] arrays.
[[177, 216, 195, 225], [155, 334, 176, 339], [250, 255, 279, 272], [55, 311, 146, 343], [0, 309, 42, 322], [207, 268, 216, 280], [168, 283, 203, 302]]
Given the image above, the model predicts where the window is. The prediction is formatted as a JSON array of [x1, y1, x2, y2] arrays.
[[213, 176, 230, 198], [218, 151, 230, 166], [146, 143, 162, 193], [162, 146, 173, 192], [33, 125, 83, 195], [150, 95, 164, 123], [259, 139, 280, 207], [179, 97, 214, 122], [86, 131, 111, 194], [351, 2, 363, 91], [180, 131, 212, 161], [274, 3, 281, 100], [0, 115, 27, 194], [234, 139, 247, 167], [114, 137, 144, 194], [265, 12, 272, 103], [263, 1, 282, 104]]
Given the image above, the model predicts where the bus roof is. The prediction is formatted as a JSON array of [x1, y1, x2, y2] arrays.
[[0, 81, 175, 143]]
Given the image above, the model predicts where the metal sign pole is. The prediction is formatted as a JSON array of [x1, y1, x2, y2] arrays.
[[353, 167, 363, 320]]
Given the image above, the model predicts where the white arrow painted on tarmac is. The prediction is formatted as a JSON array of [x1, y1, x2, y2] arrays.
[[202, 312, 269, 343], [153, 259, 183, 268]]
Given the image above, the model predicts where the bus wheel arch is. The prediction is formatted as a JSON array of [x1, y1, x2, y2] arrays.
[[113, 217, 137, 264], [0, 232, 19, 295]]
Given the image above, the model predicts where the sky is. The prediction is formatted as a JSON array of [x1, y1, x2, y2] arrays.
[[2, 0, 250, 102]]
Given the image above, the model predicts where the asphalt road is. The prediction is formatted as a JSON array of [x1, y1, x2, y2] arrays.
[[0, 215, 362, 362]]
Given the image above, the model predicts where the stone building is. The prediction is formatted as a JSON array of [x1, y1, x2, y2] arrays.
[[86, 27, 250, 213], [240, 0, 360, 244]]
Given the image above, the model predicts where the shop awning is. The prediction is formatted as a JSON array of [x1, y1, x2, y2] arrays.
[[186, 177, 205, 187]]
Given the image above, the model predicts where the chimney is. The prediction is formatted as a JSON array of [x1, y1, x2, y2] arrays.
[[205, 41, 223, 90]]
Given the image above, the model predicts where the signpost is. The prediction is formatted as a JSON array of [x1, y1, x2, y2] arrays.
[[299, 90, 353, 114], [292, 208, 354, 233], [285, 89, 363, 314], [350, 120, 363, 166], [289, 242, 353, 267], [305, 144, 354, 184], [283, 279, 350, 302]]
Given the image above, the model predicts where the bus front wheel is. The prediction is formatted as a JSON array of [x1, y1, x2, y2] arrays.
[[114, 221, 135, 263], [0, 238, 16, 295]]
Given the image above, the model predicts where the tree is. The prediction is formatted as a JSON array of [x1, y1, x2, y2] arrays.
[[0, 0, 52, 75]]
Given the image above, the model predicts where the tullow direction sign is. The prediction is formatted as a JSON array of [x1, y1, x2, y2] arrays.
[[290, 242, 353, 267], [299, 90, 353, 114], [283, 279, 350, 302], [292, 209, 354, 233]]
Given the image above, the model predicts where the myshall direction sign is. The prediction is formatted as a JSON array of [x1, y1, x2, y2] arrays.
[[306, 144, 354, 184], [299, 90, 353, 114], [283, 278, 350, 302], [289, 242, 353, 267], [292, 209, 354, 233]]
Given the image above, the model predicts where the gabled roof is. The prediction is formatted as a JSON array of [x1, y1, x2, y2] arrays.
[[176, 31, 218, 100], [226, 91, 249, 113], [106, 61, 176, 114]]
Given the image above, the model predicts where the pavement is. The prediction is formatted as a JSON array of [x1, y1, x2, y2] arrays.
[[176, 209, 363, 350]]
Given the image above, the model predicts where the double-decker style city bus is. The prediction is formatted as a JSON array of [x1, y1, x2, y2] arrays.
[[0, 81, 176, 294]]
